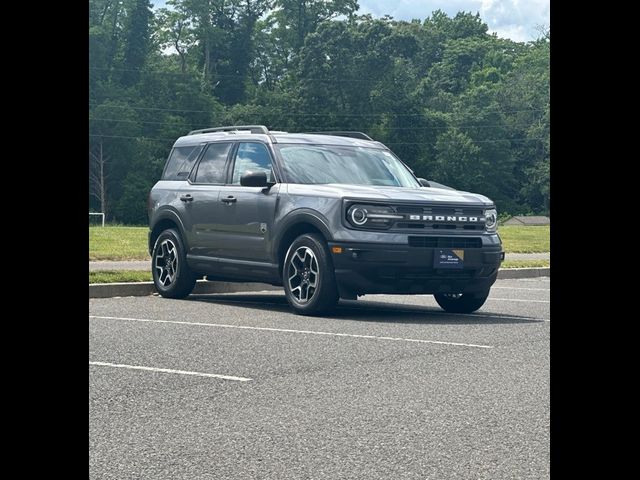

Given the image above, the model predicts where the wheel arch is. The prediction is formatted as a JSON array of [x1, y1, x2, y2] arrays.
[[149, 210, 187, 255], [273, 211, 333, 278]]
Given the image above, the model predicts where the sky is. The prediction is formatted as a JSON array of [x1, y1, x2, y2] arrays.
[[150, 0, 550, 43]]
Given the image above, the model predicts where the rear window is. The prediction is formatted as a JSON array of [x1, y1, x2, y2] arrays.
[[193, 142, 233, 184], [162, 145, 203, 180]]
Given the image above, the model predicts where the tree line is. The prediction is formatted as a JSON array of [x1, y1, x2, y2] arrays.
[[89, 0, 550, 224]]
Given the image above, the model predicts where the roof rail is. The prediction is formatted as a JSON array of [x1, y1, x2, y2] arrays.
[[306, 131, 373, 141], [188, 125, 269, 135]]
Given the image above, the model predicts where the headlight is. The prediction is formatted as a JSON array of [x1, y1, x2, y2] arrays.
[[484, 208, 497, 232], [346, 204, 403, 229]]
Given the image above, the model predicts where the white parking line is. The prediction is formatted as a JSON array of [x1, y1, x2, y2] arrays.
[[89, 315, 494, 349], [150, 297, 546, 322], [89, 361, 252, 381]]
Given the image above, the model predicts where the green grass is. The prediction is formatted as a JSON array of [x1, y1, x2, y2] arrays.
[[501, 259, 550, 269], [89, 226, 150, 260], [88, 224, 550, 261], [89, 270, 153, 284], [498, 225, 550, 253]]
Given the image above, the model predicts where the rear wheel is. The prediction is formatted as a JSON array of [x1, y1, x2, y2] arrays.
[[152, 229, 197, 299], [283, 233, 339, 316], [434, 291, 489, 314]]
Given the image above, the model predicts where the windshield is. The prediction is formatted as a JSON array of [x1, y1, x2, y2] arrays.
[[275, 145, 420, 188]]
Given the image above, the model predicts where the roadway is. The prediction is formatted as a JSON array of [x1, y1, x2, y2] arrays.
[[89, 277, 550, 479]]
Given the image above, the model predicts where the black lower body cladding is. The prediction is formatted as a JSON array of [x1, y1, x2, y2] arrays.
[[328, 239, 503, 297]]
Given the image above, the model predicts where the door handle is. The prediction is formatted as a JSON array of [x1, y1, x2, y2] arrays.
[[221, 196, 237, 204], [180, 194, 193, 202]]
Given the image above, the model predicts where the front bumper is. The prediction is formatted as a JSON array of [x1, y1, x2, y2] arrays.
[[328, 237, 504, 297]]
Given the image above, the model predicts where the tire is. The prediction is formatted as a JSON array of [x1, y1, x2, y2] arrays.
[[151, 228, 197, 299], [283, 233, 339, 316], [434, 291, 489, 314]]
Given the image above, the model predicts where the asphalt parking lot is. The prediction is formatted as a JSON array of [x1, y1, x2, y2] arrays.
[[89, 277, 550, 480]]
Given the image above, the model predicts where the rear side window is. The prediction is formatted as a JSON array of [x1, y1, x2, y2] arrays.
[[194, 142, 232, 184], [162, 145, 203, 180]]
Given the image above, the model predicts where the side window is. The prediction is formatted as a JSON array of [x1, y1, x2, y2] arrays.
[[162, 145, 203, 180], [231, 143, 273, 185], [194, 142, 232, 184]]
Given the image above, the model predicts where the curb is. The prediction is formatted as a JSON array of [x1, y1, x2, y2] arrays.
[[497, 267, 550, 279], [89, 268, 549, 298]]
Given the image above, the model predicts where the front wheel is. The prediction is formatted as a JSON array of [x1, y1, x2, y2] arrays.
[[283, 233, 339, 316], [434, 291, 489, 314], [152, 228, 197, 299]]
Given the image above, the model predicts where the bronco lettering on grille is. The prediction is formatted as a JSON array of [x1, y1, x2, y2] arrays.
[[407, 215, 483, 222]]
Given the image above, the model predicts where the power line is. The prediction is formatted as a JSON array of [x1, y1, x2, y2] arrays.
[[88, 102, 546, 116], [89, 133, 546, 145], [89, 134, 175, 142], [387, 138, 546, 145], [89, 66, 417, 84], [89, 116, 545, 130]]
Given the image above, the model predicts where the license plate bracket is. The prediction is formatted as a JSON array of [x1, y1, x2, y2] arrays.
[[434, 249, 464, 269]]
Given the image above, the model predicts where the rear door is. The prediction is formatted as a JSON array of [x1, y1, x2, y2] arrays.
[[180, 141, 233, 256], [214, 142, 280, 262]]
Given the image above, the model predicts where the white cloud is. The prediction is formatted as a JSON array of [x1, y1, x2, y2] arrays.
[[357, 0, 550, 41], [150, 0, 550, 42]]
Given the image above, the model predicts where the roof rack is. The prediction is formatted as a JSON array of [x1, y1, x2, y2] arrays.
[[188, 125, 269, 135], [306, 131, 373, 141]]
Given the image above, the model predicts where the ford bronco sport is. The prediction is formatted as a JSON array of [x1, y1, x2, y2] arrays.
[[148, 125, 504, 315]]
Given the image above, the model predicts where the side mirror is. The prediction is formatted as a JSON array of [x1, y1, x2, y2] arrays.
[[418, 178, 431, 187], [240, 171, 269, 187]]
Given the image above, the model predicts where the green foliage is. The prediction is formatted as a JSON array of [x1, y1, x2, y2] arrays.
[[89, 3, 550, 223], [121, 0, 153, 86]]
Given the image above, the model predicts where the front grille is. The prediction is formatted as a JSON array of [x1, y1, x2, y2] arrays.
[[386, 203, 486, 231], [395, 206, 424, 214], [395, 205, 481, 214], [408, 236, 483, 248]]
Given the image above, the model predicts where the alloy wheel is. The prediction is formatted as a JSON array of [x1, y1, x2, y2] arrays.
[[287, 246, 319, 303], [154, 239, 178, 287]]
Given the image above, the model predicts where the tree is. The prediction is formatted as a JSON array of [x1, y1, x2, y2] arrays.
[[121, 0, 153, 86], [270, 0, 359, 52], [89, 140, 110, 216], [88, 5, 550, 222], [433, 129, 482, 191], [89, 101, 142, 220], [214, 0, 272, 104], [155, 3, 196, 73]]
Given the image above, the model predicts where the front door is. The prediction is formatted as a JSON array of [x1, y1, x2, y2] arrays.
[[215, 142, 280, 263]]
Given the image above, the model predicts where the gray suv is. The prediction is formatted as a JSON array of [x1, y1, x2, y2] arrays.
[[148, 125, 504, 315]]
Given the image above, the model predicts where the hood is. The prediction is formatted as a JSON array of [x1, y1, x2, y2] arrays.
[[286, 183, 494, 206]]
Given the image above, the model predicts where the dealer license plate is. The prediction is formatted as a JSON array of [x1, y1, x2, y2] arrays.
[[434, 249, 464, 269]]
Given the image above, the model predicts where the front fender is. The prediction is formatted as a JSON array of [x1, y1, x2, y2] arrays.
[[271, 208, 334, 260]]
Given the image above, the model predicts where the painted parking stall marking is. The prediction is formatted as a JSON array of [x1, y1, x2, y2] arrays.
[[89, 361, 253, 382], [89, 315, 494, 349]]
